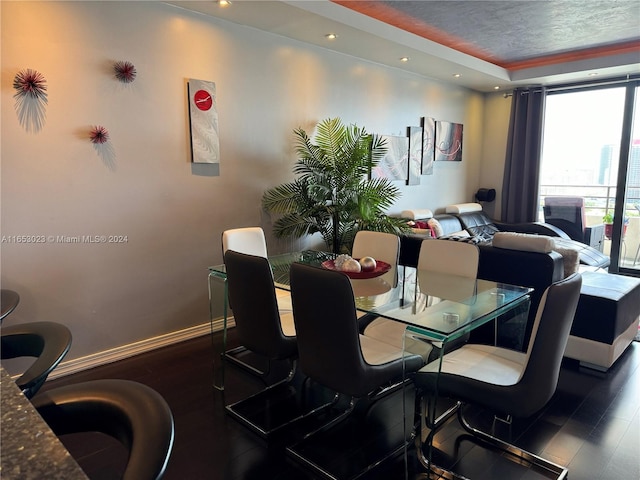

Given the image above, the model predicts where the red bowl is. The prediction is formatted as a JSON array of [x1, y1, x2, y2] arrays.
[[321, 259, 392, 279]]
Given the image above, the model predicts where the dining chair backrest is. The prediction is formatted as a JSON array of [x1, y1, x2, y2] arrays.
[[290, 263, 423, 398], [222, 227, 268, 258], [290, 263, 360, 395], [352, 230, 400, 287], [413, 272, 582, 419], [417, 239, 479, 278], [516, 272, 582, 413], [224, 250, 297, 360]]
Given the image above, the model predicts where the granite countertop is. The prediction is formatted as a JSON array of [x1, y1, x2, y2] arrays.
[[0, 366, 88, 479]]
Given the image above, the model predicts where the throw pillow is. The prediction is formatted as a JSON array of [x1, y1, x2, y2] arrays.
[[553, 246, 580, 277], [448, 230, 471, 237], [440, 235, 482, 244], [427, 218, 444, 237]]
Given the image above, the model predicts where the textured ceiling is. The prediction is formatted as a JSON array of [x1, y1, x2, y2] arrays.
[[339, 0, 640, 68]]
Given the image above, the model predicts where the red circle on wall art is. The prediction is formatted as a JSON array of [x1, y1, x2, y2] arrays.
[[193, 90, 213, 111]]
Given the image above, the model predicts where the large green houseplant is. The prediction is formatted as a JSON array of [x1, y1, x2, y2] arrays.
[[262, 117, 410, 254]]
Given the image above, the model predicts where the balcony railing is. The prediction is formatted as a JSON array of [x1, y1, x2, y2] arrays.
[[539, 184, 640, 268]]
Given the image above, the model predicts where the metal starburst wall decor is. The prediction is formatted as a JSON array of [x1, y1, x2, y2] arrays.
[[89, 125, 110, 144], [89, 125, 116, 170], [13, 69, 48, 133], [113, 61, 137, 83]]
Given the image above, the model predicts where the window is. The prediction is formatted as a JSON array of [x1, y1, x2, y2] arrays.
[[539, 82, 640, 273]]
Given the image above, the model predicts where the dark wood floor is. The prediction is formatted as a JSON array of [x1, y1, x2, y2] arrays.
[[40, 331, 640, 480]]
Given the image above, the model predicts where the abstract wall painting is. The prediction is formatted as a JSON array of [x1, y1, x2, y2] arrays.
[[371, 134, 408, 182], [435, 121, 463, 162], [187, 79, 219, 164], [406, 126, 422, 185], [420, 116, 435, 174]]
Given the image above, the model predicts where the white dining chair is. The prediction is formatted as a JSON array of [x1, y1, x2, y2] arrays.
[[360, 239, 479, 359], [351, 230, 400, 287], [222, 227, 268, 258], [222, 226, 292, 311], [221, 227, 293, 377]]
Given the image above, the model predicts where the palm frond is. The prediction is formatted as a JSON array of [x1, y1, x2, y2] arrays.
[[263, 117, 405, 253]]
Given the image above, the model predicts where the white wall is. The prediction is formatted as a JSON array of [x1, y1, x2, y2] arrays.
[[1, 1, 496, 365], [480, 91, 513, 219]]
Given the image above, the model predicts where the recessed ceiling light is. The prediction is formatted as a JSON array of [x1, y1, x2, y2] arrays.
[[588, 72, 599, 76], [218, 0, 231, 6], [494, 86, 500, 90], [325, 33, 338, 40], [453, 73, 461, 78], [400, 57, 410, 62]]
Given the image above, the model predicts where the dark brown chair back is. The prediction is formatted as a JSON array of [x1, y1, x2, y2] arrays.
[[224, 250, 296, 360], [290, 263, 418, 398]]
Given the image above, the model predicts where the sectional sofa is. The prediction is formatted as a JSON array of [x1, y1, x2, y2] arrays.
[[398, 204, 640, 371]]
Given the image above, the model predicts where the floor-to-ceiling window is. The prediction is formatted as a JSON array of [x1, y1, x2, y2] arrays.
[[539, 79, 640, 275]]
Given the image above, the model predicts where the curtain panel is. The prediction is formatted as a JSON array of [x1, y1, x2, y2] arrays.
[[501, 86, 547, 223]]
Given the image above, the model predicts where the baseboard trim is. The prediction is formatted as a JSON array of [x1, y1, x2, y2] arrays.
[[48, 317, 234, 380]]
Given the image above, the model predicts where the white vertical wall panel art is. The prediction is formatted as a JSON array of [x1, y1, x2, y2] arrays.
[[187, 79, 219, 164]]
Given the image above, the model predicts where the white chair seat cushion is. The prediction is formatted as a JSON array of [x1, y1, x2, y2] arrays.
[[275, 289, 293, 311], [359, 333, 406, 365], [275, 290, 295, 336], [279, 311, 296, 337], [362, 318, 433, 360], [420, 344, 526, 386]]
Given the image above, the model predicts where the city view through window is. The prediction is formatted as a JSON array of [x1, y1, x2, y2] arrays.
[[539, 85, 640, 271]]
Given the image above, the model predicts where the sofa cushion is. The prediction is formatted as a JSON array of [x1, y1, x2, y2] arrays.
[[456, 210, 500, 241], [492, 232, 555, 253], [401, 208, 433, 220], [432, 214, 465, 236], [445, 203, 483, 214], [440, 234, 483, 244], [552, 237, 610, 268], [427, 218, 444, 237], [553, 246, 580, 277]]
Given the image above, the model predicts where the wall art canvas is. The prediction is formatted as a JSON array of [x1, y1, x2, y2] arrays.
[[370, 134, 408, 182], [435, 121, 463, 162], [420, 116, 435, 174], [406, 126, 422, 185], [187, 79, 219, 164]]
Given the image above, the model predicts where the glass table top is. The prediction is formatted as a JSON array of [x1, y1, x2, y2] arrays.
[[210, 250, 532, 344]]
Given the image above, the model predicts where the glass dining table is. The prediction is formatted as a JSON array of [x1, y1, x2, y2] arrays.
[[208, 250, 532, 478], [208, 250, 531, 387]]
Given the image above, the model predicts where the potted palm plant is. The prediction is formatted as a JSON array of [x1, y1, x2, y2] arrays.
[[262, 117, 410, 254]]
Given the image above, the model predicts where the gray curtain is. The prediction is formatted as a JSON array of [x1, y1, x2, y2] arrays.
[[501, 86, 547, 223]]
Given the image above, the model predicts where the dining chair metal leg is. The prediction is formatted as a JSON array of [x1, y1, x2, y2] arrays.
[[414, 400, 568, 480], [455, 404, 568, 480], [225, 361, 341, 438], [224, 346, 268, 377], [286, 395, 408, 480]]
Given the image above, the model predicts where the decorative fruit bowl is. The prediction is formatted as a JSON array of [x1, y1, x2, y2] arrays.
[[321, 259, 391, 279]]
